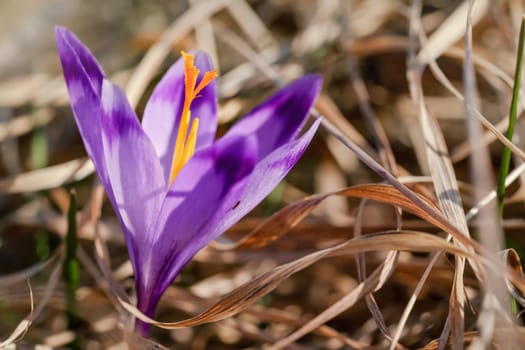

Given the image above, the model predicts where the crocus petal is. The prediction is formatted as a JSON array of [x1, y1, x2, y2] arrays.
[[142, 51, 218, 181], [137, 120, 319, 320], [55, 27, 112, 192], [99, 80, 166, 268], [223, 74, 322, 161], [210, 118, 320, 239], [135, 135, 258, 318]]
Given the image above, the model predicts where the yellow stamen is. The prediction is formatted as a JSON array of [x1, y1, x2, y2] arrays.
[[194, 70, 218, 96], [168, 51, 217, 187], [169, 110, 191, 185], [182, 118, 199, 165], [181, 51, 199, 112]]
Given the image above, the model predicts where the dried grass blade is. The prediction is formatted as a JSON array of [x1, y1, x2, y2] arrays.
[[0, 248, 61, 288], [246, 306, 366, 348], [0, 255, 63, 348], [0, 109, 54, 143], [216, 193, 328, 250], [316, 94, 379, 160], [118, 231, 470, 331], [415, 70, 468, 350], [415, 0, 488, 67], [123, 329, 170, 350], [189, 0, 219, 70], [464, 3, 511, 348], [226, 0, 276, 51], [412, 5, 525, 164], [448, 45, 525, 163], [410, 4, 472, 343], [466, 163, 525, 220], [0, 282, 34, 348], [210, 10, 388, 178], [125, 0, 234, 108], [343, 13, 402, 336], [392, 162, 525, 349], [354, 199, 399, 341], [389, 5, 430, 348], [341, 1, 397, 175], [422, 45, 525, 161], [390, 249, 444, 350], [422, 329, 525, 349], [347, 58, 398, 173], [501, 249, 525, 308], [214, 24, 281, 84], [413, 69, 469, 237], [319, 117, 473, 264], [206, 4, 439, 232], [89, 184, 130, 304], [120, 248, 331, 328], [0, 158, 94, 194], [347, 36, 525, 165], [215, 183, 439, 251], [268, 250, 399, 350]]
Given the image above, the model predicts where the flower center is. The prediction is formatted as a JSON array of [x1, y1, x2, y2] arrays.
[[168, 51, 217, 187]]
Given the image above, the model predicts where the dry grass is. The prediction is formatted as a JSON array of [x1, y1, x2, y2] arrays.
[[1, 0, 525, 349]]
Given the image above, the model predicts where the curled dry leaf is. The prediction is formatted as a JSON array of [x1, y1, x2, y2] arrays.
[[115, 182, 525, 335], [216, 183, 440, 251], [217, 193, 329, 250], [119, 230, 470, 331]]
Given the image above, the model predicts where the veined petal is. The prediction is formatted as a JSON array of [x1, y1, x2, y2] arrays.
[[142, 51, 218, 181], [223, 74, 322, 161], [55, 26, 104, 98], [135, 135, 258, 319], [212, 118, 320, 237], [99, 80, 166, 265], [55, 27, 111, 193]]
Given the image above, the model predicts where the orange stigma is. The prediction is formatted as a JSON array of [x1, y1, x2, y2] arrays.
[[168, 51, 217, 186]]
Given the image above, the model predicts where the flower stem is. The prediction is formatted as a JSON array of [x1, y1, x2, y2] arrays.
[[135, 319, 152, 338]]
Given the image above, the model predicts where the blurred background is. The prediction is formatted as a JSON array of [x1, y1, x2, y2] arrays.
[[1, 0, 525, 349]]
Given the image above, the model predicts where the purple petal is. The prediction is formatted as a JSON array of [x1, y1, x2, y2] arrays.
[[223, 74, 322, 161], [55, 27, 104, 98], [135, 134, 258, 318], [210, 118, 321, 238], [99, 80, 166, 267], [142, 51, 218, 181], [55, 27, 111, 191]]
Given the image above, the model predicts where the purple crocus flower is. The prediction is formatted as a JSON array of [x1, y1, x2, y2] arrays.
[[55, 26, 321, 336]]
